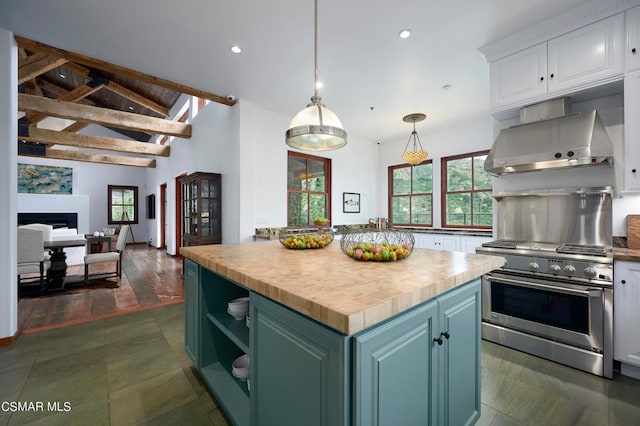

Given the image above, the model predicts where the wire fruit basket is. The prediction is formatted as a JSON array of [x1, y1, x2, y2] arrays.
[[340, 228, 414, 262], [279, 226, 334, 250]]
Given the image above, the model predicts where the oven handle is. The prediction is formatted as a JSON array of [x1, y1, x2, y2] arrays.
[[486, 274, 602, 298]]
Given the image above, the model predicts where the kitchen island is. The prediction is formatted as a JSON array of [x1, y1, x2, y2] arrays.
[[181, 241, 505, 426]]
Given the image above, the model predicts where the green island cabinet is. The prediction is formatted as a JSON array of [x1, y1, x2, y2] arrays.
[[184, 258, 482, 426]]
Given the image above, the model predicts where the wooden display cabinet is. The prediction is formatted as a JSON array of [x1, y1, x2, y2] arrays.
[[180, 172, 221, 247]]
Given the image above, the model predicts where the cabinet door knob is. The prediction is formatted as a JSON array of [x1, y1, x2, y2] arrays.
[[633, 48, 637, 54], [633, 169, 637, 174], [550, 73, 555, 79], [540, 76, 544, 81], [621, 280, 626, 284], [433, 332, 450, 345]]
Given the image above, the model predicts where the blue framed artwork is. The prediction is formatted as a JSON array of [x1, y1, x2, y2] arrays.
[[18, 163, 73, 194]]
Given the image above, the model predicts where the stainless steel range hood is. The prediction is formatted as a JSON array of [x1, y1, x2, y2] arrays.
[[484, 97, 614, 176]]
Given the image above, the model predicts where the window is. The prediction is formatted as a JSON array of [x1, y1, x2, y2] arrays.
[[108, 185, 139, 224], [441, 150, 492, 228], [287, 151, 331, 226], [388, 161, 433, 227]]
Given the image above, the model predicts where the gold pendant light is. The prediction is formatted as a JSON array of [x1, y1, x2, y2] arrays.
[[285, 0, 347, 151], [401, 113, 428, 165]]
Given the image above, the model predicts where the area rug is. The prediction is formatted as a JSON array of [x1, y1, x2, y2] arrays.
[[18, 251, 184, 334]]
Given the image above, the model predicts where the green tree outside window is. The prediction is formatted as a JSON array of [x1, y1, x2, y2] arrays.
[[442, 151, 492, 228]]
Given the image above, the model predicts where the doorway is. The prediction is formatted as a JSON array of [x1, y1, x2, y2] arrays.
[[160, 182, 167, 249], [175, 172, 187, 252]]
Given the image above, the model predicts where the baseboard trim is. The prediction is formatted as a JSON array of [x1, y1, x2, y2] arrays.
[[0, 331, 19, 346]]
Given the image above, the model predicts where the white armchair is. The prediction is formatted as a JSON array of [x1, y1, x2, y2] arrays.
[[84, 225, 129, 281], [18, 226, 51, 296]]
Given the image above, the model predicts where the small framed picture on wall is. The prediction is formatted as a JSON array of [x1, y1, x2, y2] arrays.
[[343, 192, 360, 213]]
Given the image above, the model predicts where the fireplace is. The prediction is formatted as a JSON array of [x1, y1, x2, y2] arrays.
[[18, 213, 78, 229]]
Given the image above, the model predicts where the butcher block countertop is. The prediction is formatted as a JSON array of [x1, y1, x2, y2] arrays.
[[180, 242, 505, 335]]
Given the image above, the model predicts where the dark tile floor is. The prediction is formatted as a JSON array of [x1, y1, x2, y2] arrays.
[[1, 303, 639, 425]]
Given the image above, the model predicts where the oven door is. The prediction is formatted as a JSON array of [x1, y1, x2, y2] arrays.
[[482, 271, 605, 352]]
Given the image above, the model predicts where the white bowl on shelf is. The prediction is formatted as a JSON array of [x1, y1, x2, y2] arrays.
[[227, 297, 249, 320], [228, 297, 249, 312], [232, 354, 250, 381], [227, 308, 247, 320], [245, 314, 250, 328]]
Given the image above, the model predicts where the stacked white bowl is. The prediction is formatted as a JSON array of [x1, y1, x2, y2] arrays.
[[227, 297, 249, 320], [232, 354, 250, 383]]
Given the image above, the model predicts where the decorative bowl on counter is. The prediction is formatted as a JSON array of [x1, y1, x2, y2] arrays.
[[279, 226, 334, 250], [340, 228, 414, 262]]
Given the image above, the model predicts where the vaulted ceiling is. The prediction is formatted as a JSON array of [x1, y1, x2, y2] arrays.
[[5, 0, 590, 157], [16, 36, 234, 168]]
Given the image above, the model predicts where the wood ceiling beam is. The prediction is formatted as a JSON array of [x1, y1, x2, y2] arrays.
[[18, 54, 68, 84], [36, 79, 95, 105], [62, 121, 89, 133], [58, 62, 170, 116], [27, 84, 104, 124], [24, 127, 170, 157], [18, 49, 44, 97], [15, 36, 236, 106], [20, 148, 156, 168], [103, 80, 169, 117], [18, 51, 47, 68], [18, 93, 192, 138]]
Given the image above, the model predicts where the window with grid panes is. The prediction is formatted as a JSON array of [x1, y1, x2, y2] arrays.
[[108, 185, 138, 224], [388, 160, 433, 227], [441, 150, 492, 229], [287, 151, 331, 226]]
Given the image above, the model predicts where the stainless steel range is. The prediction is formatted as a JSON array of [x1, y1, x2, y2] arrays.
[[476, 187, 614, 378]]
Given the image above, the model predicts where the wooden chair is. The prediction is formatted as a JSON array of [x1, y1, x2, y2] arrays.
[[18, 227, 51, 296], [84, 225, 129, 281]]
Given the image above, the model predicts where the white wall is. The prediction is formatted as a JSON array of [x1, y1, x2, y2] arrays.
[[17, 126, 151, 245], [238, 100, 379, 242], [377, 112, 495, 228], [147, 97, 239, 254], [0, 29, 18, 341]]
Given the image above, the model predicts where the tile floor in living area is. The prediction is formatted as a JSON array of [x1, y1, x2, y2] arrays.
[[1, 302, 639, 425]]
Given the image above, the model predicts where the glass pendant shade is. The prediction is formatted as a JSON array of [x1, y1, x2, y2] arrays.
[[285, 0, 347, 151], [286, 98, 347, 150]]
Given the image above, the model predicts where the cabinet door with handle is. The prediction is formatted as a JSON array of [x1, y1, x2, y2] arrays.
[[626, 6, 640, 72], [436, 279, 482, 426], [489, 43, 547, 109], [547, 14, 623, 93], [614, 261, 640, 367], [353, 299, 439, 426], [624, 70, 640, 191]]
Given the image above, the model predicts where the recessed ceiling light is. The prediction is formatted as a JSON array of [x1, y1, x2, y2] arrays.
[[398, 29, 411, 39], [230, 45, 242, 54], [128, 106, 134, 111], [442, 84, 452, 90], [59, 73, 66, 79]]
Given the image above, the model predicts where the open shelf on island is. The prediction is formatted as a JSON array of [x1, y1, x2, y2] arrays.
[[207, 311, 250, 354], [200, 361, 250, 425]]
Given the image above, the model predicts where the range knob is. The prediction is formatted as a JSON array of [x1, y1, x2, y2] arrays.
[[549, 264, 562, 274], [563, 264, 576, 274], [584, 267, 597, 279], [528, 262, 539, 271]]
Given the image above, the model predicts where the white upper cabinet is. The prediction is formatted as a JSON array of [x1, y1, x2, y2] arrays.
[[489, 14, 624, 111], [547, 14, 624, 93], [626, 6, 640, 72], [490, 44, 547, 108]]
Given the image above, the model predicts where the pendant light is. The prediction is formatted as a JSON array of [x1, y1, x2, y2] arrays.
[[401, 113, 428, 165], [285, 0, 347, 151]]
